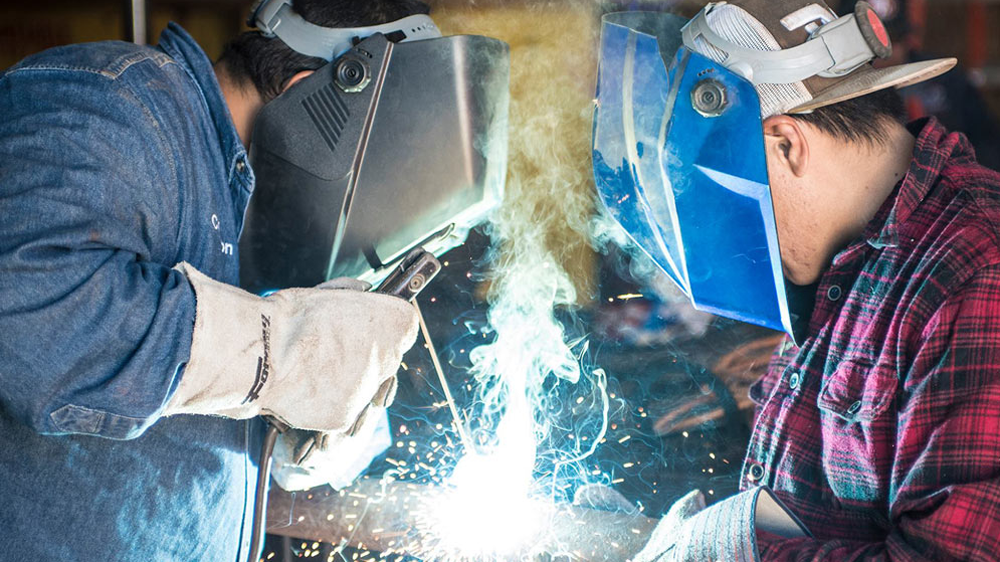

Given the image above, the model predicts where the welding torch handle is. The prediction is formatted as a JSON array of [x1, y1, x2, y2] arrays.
[[375, 247, 442, 301]]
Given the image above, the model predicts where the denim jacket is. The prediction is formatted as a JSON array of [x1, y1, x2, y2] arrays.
[[0, 24, 262, 560]]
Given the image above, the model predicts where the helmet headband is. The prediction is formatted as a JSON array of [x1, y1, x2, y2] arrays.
[[248, 0, 441, 60]]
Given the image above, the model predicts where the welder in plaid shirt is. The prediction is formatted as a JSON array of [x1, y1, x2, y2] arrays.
[[593, 0, 1000, 560]]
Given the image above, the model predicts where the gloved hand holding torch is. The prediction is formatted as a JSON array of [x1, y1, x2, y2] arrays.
[[163, 262, 418, 434]]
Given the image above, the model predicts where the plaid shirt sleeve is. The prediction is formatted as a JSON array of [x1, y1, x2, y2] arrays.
[[756, 264, 1000, 561]]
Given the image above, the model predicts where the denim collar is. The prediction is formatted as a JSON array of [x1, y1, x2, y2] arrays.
[[156, 23, 252, 192]]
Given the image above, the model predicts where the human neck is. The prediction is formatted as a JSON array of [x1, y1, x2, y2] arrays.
[[215, 65, 264, 149], [824, 122, 915, 254]]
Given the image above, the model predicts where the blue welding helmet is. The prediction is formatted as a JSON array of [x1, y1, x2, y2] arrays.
[[592, 12, 799, 336]]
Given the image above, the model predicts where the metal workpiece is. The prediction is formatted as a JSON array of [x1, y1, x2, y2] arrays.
[[266, 479, 656, 561]]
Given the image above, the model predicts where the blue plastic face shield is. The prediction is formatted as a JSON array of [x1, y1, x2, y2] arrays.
[[593, 12, 798, 336]]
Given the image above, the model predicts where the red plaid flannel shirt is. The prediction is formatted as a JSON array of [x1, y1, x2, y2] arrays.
[[747, 118, 1000, 561]]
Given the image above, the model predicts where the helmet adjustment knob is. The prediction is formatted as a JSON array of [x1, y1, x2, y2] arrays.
[[692, 79, 728, 117], [335, 57, 371, 92]]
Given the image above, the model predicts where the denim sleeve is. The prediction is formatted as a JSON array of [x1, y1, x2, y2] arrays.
[[0, 62, 195, 439]]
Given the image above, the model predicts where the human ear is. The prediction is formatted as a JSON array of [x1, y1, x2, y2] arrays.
[[762, 115, 809, 178], [282, 70, 315, 93]]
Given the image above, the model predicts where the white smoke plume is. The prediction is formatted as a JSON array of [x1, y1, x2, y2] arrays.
[[426, 3, 615, 550]]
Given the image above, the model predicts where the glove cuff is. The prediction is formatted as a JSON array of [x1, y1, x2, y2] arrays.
[[164, 262, 418, 433], [675, 486, 810, 562], [164, 262, 273, 419]]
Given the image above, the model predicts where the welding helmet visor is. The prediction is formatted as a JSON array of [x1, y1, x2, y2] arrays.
[[240, 10, 510, 294], [593, 12, 800, 336]]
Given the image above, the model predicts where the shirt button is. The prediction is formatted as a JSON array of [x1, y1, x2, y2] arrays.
[[788, 372, 801, 390], [236, 160, 246, 173], [847, 400, 862, 415], [747, 462, 765, 483], [827, 285, 843, 301]]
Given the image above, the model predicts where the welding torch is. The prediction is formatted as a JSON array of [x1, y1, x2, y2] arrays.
[[246, 248, 443, 562]]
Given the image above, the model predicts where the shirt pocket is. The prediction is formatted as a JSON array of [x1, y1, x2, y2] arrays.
[[817, 359, 898, 423], [816, 358, 898, 505]]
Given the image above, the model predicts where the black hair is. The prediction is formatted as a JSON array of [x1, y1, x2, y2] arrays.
[[217, 0, 431, 102], [790, 87, 907, 146]]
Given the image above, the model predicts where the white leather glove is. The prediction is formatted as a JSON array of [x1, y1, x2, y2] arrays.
[[270, 407, 392, 492], [573, 483, 640, 515], [164, 262, 418, 433]]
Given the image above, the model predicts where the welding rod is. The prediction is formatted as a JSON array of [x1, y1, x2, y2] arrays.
[[413, 299, 476, 455], [265, 478, 656, 561]]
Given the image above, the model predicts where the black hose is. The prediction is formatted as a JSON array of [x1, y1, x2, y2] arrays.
[[248, 423, 281, 562]]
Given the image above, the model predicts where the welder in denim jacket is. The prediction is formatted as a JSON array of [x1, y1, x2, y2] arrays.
[[0, 1, 445, 560], [595, 0, 1000, 560]]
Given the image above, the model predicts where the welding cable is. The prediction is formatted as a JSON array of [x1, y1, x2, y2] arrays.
[[248, 422, 281, 562], [413, 300, 476, 454]]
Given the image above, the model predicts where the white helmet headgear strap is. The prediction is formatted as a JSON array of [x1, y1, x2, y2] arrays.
[[249, 0, 442, 61], [681, 2, 889, 85]]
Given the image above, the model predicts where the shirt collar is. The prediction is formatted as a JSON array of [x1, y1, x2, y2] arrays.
[[156, 23, 251, 190], [861, 117, 973, 250]]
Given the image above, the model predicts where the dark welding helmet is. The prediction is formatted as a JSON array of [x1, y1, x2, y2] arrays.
[[592, 3, 953, 340], [239, 0, 510, 293]]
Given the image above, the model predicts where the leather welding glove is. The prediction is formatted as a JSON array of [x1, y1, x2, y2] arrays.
[[633, 487, 809, 562], [270, 406, 392, 492], [163, 262, 417, 433], [573, 483, 639, 515]]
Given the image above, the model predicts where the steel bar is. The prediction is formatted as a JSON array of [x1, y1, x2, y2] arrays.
[[266, 478, 656, 561]]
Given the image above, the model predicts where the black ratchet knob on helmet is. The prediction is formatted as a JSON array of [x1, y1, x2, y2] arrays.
[[335, 56, 371, 92], [692, 78, 728, 118]]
